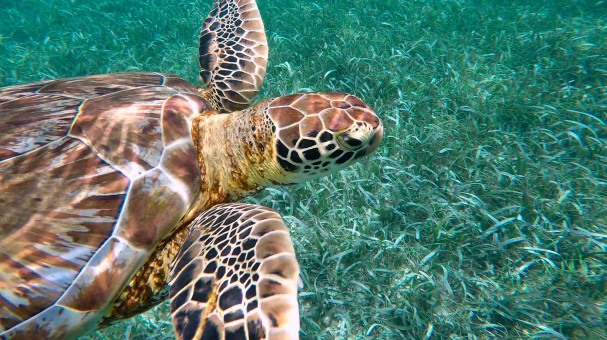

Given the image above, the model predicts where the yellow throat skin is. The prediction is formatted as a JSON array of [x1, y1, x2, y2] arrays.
[[103, 102, 282, 324], [192, 99, 283, 207]]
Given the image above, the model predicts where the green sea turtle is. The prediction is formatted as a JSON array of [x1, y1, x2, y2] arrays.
[[0, 0, 383, 338]]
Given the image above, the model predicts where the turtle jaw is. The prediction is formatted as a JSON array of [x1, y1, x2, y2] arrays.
[[271, 122, 383, 185], [364, 120, 384, 156]]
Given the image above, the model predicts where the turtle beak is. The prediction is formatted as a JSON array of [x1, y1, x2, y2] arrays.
[[364, 116, 383, 156]]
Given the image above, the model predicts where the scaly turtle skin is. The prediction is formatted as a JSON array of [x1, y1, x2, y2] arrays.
[[0, 0, 383, 339]]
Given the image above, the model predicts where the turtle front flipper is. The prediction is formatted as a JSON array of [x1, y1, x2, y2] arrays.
[[169, 203, 300, 340], [199, 0, 268, 113]]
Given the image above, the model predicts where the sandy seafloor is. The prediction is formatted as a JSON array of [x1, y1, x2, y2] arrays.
[[1, 0, 606, 338]]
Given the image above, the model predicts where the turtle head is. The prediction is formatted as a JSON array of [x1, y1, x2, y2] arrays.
[[266, 92, 383, 184], [192, 92, 382, 201]]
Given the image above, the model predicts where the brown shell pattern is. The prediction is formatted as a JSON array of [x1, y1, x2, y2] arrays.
[[0, 73, 207, 338]]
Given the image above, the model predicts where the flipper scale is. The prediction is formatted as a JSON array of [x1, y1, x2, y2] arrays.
[[169, 203, 300, 340]]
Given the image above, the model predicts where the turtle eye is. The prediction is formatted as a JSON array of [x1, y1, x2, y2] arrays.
[[342, 135, 362, 147], [337, 134, 363, 151]]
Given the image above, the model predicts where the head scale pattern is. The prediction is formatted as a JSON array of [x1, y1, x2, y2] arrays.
[[266, 93, 383, 181]]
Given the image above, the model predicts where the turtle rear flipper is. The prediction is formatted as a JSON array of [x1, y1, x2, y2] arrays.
[[199, 0, 268, 113], [169, 203, 300, 339]]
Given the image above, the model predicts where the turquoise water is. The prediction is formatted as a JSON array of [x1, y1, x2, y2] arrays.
[[1, 0, 606, 338]]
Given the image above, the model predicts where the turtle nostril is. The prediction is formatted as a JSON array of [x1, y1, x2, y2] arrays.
[[368, 117, 380, 129]]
